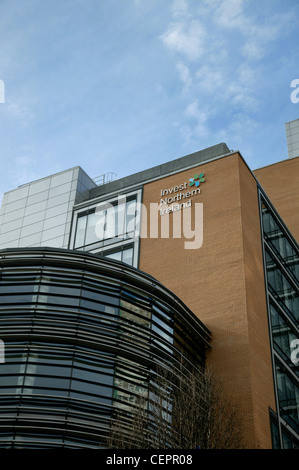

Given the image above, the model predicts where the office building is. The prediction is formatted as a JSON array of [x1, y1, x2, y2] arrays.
[[0, 141, 298, 449], [286, 119, 299, 160]]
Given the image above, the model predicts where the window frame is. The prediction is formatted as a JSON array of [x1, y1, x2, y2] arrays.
[[69, 189, 142, 268]]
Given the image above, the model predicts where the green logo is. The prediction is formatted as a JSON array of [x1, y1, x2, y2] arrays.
[[189, 172, 205, 187]]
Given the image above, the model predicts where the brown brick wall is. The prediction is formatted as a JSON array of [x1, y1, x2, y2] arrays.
[[254, 157, 299, 241], [139, 152, 275, 448], [238, 156, 276, 448]]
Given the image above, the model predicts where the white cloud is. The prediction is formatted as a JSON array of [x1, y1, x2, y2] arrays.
[[242, 40, 265, 61], [175, 99, 210, 145], [184, 100, 210, 138], [212, 1, 294, 61], [242, 11, 293, 60], [160, 0, 292, 125], [185, 100, 201, 119], [216, 0, 247, 29], [216, 112, 259, 145], [176, 61, 192, 92], [160, 19, 206, 61], [4, 97, 35, 125], [229, 87, 259, 112], [171, 0, 189, 18], [237, 64, 256, 84], [194, 62, 260, 114], [196, 65, 225, 94], [178, 124, 193, 143]]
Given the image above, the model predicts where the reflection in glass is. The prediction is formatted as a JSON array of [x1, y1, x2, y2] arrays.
[[270, 303, 298, 375], [262, 203, 299, 282], [0, 248, 210, 448], [113, 359, 148, 411], [85, 212, 102, 246], [74, 197, 138, 249], [122, 248, 133, 266], [266, 250, 299, 322], [75, 216, 87, 248], [104, 247, 134, 266], [105, 251, 122, 262], [276, 363, 299, 433]]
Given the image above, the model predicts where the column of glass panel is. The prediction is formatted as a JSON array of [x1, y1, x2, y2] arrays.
[[261, 197, 299, 448]]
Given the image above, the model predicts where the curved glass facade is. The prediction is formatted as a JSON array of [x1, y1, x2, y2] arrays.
[[260, 194, 299, 448], [0, 247, 210, 449]]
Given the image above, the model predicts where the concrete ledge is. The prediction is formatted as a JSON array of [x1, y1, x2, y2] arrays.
[[89, 143, 230, 199]]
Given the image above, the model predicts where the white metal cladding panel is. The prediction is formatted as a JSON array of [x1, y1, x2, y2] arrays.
[[0, 167, 95, 250]]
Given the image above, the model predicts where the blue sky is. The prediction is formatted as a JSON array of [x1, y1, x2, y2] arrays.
[[0, 0, 298, 202]]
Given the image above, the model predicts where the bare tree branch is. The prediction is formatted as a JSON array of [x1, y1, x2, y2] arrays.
[[107, 360, 245, 449]]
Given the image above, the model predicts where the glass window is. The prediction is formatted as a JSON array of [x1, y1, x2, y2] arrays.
[[13, 433, 63, 445], [120, 299, 151, 328], [151, 305, 174, 353], [105, 251, 122, 262], [262, 203, 299, 283], [22, 386, 69, 397], [270, 415, 281, 449], [72, 368, 114, 387], [73, 354, 114, 374], [270, 303, 299, 375], [0, 374, 21, 390], [276, 363, 299, 433], [81, 276, 120, 294], [23, 375, 70, 391], [70, 380, 112, 399], [0, 248, 209, 448], [104, 205, 116, 239], [126, 199, 136, 235], [104, 247, 134, 266], [32, 364, 72, 378], [75, 216, 87, 248], [152, 314, 173, 352], [118, 299, 151, 347], [0, 294, 38, 304], [28, 349, 73, 367], [39, 283, 80, 298], [69, 390, 112, 405], [37, 293, 80, 307], [116, 203, 126, 237], [121, 288, 151, 308], [106, 202, 128, 239], [85, 212, 101, 246], [282, 429, 299, 449], [81, 288, 119, 306], [266, 250, 299, 322], [122, 247, 134, 266], [73, 196, 138, 250], [0, 284, 38, 294], [113, 359, 148, 411]]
